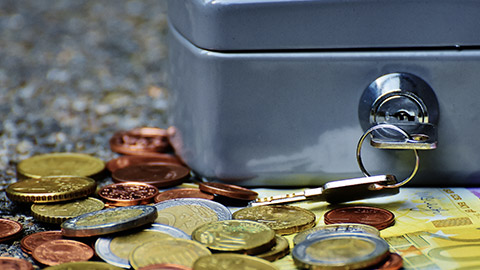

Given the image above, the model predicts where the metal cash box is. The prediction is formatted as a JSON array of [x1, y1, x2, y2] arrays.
[[167, 0, 480, 186]]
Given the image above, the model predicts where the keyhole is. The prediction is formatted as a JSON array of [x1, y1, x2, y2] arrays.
[[392, 110, 416, 122]]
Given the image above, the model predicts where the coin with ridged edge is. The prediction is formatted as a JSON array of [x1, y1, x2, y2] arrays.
[[61, 205, 158, 237], [129, 238, 211, 270], [256, 235, 290, 262], [6, 176, 96, 203], [292, 233, 390, 270], [95, 223, 190, 268], [43, 261, 124, 270], [31, 197, 105, 224], [153, 198, 231, 235], [233, 205, 316, 235], [191, 220, 276, 255], [17, 153, 105, 179], [293, 223, 380, 245], [193, 254, 279, 270]]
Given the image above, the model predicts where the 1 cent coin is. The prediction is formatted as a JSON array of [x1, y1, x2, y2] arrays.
[[21, 231, 63, 255], [32, 239, 94, 266], [106, 155, 183, 172], [109, 127, 172, 155], [324, 206, 395, 230], [98, 182, 159, 206], [154, 188, 214, 203], [0, 219, 23, 243], [198, 182, 258, 200], [0, 257, 33, 270], [112, 164, 190, 188]]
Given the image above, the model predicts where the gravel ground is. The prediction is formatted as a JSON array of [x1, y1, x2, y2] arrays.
[[0, 1, 169, 267]]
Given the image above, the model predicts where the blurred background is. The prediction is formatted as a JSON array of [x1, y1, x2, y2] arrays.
[[0, 0, 169, 261]]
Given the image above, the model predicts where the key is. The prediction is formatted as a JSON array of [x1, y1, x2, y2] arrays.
[[250, 175, 399, 206]]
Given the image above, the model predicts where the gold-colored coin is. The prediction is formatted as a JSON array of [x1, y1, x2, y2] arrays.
[[193, 254, 279, 270], [191, 220, 276, 255], [256, 235, 290, 262], [232, 205, 316, 235], [6, 176, 96, 203], [129, 238, 211, 270], [43, 261, 123, 270], [31, 197, 105, 224], [17, 152, 105, 179]]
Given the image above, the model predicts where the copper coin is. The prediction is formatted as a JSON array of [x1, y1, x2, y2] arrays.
[[32, 239, 94, 266], [137, 264, 192, 270], [0, 218, 23, 243], [109, 127, 172, 155], [20, 231, 63, 255], [154, 188, 214, 203], [0, 257, 34, 270], [112, 164, 190, 188], [324, 206, 395, 230], [106, 155, 183, 172], [375, 253, 403, 270], [198, 182, 258, 200], [98, 182, 159, 206]]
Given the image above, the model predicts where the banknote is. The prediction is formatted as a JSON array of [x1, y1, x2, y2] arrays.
[[251, 187, 480, 270]]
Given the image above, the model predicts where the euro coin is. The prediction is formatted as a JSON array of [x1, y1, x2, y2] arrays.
[[256, 235, 290, 262], [324, 206, 395, 230], [293, 223, 380, 245], [31, 197, 105, 224], [43, 261, 123, 270], [193, 254, 279, 270], [32, 239, 94, 266], [0, 257, 33, 270]]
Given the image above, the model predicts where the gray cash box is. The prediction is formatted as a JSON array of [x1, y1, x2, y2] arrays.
[[167, 0, 480, 186]]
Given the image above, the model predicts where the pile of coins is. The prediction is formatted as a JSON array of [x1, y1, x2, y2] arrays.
[[0, 127, 404, 269]]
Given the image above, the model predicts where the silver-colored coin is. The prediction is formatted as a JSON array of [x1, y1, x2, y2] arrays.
[[95, 223, 190, 268], [292, 233, 389, 270], [293, 223, 380, 245], [153, 198, 231, 235], [61, 205, 158, 237]]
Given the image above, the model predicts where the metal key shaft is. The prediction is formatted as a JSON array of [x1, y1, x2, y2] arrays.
[[250, 175, 399, 207]]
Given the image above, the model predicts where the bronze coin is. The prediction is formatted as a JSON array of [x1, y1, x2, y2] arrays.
[[98, 182, 159, 206], [137, 263, 192, 270], [0, 257, 34, 270], [375, 253, 403, 270], [32, 239, 94, 266], [154, 188, 214, 203], [20, 231, 63, 255], [198, 182, 258, 200], [112, 164, 190, 188], [324, 206, 395, 230], [109, 127, 172, 155], [106, 155, 184, 172], [0, 219, 23, 243]]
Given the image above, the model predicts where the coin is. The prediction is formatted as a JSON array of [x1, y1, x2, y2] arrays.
[[61, 205, 158, 237], [98, 182, 159, 207], [112, 164, 190, 188], [106, 155, 183, 172], [191, 220, 276, 255], [375, 253, 403, 270], [154, 188, 214, 203], [153, 198, 231, 235], [17, 152, 105, 179], [21, 231, 63, 254], [6, 176, 96, 203], [233, 205, 316, 235], [129, 238, 211, 270], [0, 218, 23, 243], [192, 254, 279, 270], [293, 223, 380, 245], [32, 239, 94, 266], [138, 264, 192, 270], [292, 233, 390, 270], [324, 206, 395, 230], [0, 257, 33, 270], [43, 261, 124, 270], [31, 197, 105, 224], [95, 224, 190, 268], [109, 127, 172, 155], [255, 235, 290, 262], [198, 182, 258, 200]]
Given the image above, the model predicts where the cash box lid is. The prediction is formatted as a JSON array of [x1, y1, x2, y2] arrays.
[[168, 0, 480, 51]]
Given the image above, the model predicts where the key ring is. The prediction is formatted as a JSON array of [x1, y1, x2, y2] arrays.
[[356, 124, 419, 189]]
